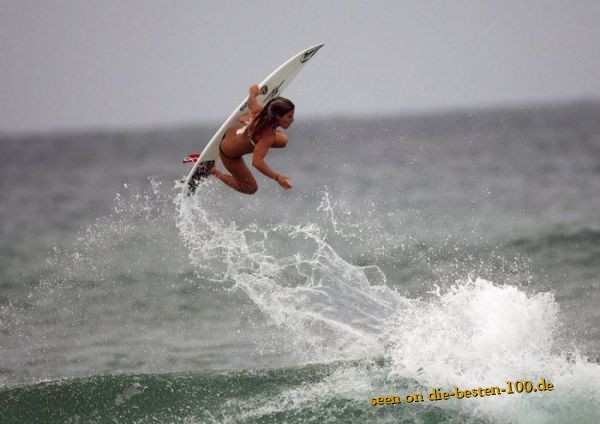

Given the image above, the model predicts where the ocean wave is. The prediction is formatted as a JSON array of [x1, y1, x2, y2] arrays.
[[2, 353, 599, 424], [3, 180, 599, 423], [174, 190, 600, 424], [0, 362, 446, 424]]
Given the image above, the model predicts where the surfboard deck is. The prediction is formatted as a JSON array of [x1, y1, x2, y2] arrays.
[[180, 44, 324, 196]]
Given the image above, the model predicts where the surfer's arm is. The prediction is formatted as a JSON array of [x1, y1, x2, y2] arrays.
[[251, 136, 277, 180], [248, 84, 263, 114], [239, 85, 263, 124], [252, 134, 292, 189]]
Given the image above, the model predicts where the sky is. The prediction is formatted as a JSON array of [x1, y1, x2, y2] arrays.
[[2, 0, 600, 134]]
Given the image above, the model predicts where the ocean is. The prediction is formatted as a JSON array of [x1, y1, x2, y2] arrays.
[[1, 102, 599, 423]]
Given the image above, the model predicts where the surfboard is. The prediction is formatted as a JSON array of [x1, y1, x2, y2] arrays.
[[180, 44, 324, 196]]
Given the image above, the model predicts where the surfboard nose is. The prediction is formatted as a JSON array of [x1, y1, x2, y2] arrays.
[[300, 44, 324, 63]]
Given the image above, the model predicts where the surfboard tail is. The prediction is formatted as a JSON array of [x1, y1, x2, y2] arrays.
[[187, 160, 215, 195]]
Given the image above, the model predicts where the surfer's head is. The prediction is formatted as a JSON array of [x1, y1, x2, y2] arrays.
[[245, 97, 295, 137]]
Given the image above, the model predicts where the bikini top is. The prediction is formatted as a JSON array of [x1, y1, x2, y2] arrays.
[[236, 125, 257, 147]]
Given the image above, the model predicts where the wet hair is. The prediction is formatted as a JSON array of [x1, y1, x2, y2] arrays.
[[244, 96, 295, 140]]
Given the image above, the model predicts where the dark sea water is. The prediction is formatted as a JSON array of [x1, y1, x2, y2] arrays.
[[1, 102, 599, 423]]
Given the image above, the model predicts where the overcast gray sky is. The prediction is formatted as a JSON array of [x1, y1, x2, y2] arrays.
[[2, 0, 599, 133]]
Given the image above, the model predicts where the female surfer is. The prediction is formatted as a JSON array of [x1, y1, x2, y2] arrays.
[[209, 84, 294, 194]]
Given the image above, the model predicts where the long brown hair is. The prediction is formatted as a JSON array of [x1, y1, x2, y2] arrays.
[[244, 96, 295, 140]]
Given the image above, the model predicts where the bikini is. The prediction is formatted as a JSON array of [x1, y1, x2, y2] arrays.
[[219, 125, 257, 160]]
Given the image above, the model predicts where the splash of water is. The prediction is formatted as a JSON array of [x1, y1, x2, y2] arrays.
[[177, 182, 600, 423], [177, 183, 402, 361]]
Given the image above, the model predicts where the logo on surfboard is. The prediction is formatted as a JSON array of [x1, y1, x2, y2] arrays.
[[264, 80, 286, 103], [300, 45, 323, 63], [238, 46, 322, 111], [239, 84, 281, 111]]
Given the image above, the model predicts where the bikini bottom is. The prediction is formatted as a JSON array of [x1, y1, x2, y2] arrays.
[[219, 138, 241, 161]]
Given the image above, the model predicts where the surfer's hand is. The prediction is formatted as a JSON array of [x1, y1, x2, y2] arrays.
[[275, 173, 292, 189], [249, 84, 260, 96]]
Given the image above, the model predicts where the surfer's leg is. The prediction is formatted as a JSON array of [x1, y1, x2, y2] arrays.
[[213, 157, 258, 194]]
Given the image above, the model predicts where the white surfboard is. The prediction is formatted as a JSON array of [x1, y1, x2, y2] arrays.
[[181, 44, 324, 196]]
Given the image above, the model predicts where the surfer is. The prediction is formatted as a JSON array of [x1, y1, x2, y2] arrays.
[[209, 84, 294, 194]]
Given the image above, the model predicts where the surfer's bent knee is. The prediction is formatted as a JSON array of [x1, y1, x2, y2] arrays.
[[241, 184, 258, 195]]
